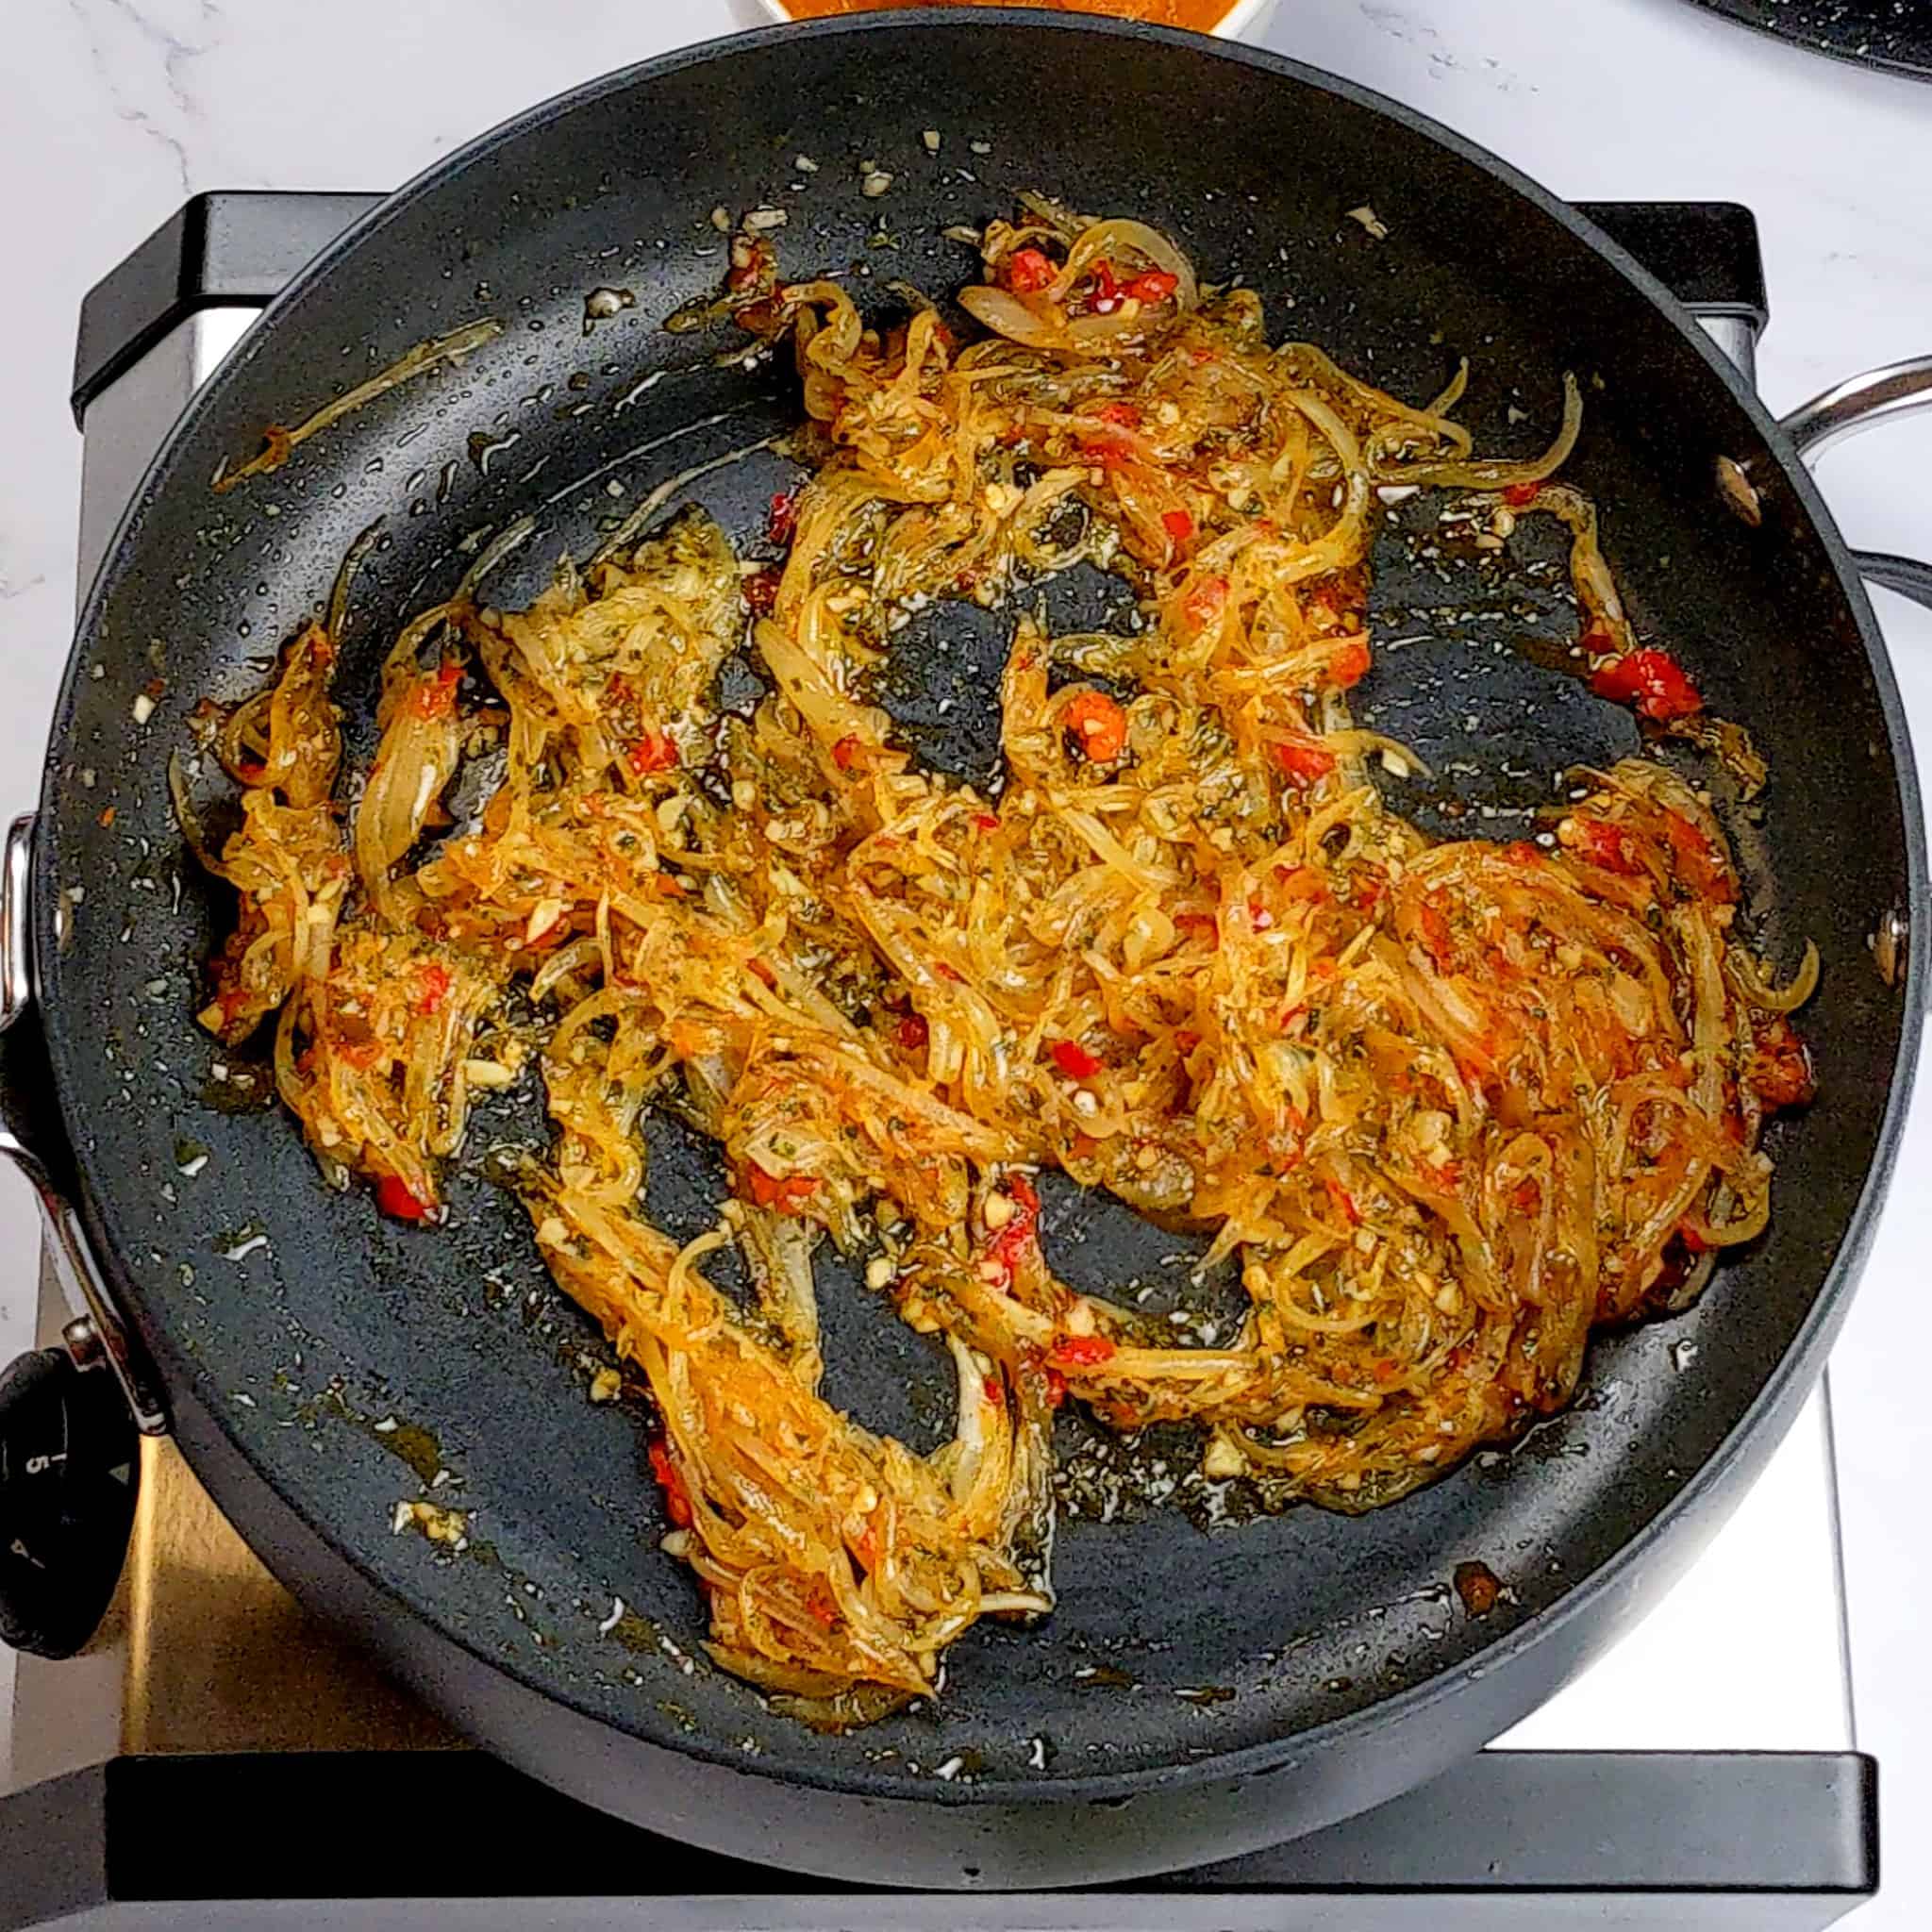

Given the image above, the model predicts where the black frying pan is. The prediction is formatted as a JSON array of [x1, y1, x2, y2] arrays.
[[5, 12, 1925, 1891]]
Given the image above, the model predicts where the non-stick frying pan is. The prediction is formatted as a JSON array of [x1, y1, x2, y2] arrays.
[[1, 12, 1925, 1891]]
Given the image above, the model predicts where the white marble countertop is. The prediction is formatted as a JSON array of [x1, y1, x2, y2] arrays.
[[3, 0, 1929, 1920]]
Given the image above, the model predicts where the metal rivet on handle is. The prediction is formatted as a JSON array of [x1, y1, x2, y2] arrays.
[[61, 1315, 105, 1372], [1871, 907, 1908, 989], [1715, 456, 1762, 527]]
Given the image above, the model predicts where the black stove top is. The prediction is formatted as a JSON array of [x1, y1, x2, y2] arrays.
[[4, 1748, 1877, 1929]]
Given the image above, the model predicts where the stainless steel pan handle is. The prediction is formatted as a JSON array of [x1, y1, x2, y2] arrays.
[[1782, 356, 1932, 613], [0, 814, 166, 1436], [0, 812, 162, 1656], [1782, 355, 1932, 462], [1847, 553, 1932, 612], [1777, 361, 1929, 1002]]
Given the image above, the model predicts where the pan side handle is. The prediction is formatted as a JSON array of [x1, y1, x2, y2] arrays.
[[0, 813, 168, 1436], [1840, 550, 1932, 616], [1780, 363, 1931, 1009], [1782, 357, 1932, 613]]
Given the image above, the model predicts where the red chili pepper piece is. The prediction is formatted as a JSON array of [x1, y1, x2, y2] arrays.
[[1088, 260, 1124, 315], [1323, 1176, 1362, 1226], [376, 1174, 433, 1223], [1502, 481, 1541, 508], [648, 1438, 694, 1529], [1043, 1368, 1068, 1409], [988, 1171, 1041, 1276], [1747, 1016, 1815, 1112], [1417, 900, 1455, 969], [895, 1012, 930, 1053], [1004, 246, 1057, 293], [1570, 817, 1644, 876], [1162, 508, 1195, 545], [1048, 1334, 1117, 1371], [1589, 648, 1704, 722], [411, 658, 462, 719], [211, 983, 254, 1029], [1502, 840, 1543, 865], [1062, 690, 1128, 762], [415, 962, 452, 1017], [1051, 1040, 1104, 1080], [1093, 401, 1141, 427], [766, 490, 800, 547], [1274, 741, 1338, 787], [626, 731, 679, 776], [744, 568, 780, 616], [1327, 639, 1372, 690], [1124, 269, 1179, 304], [973, 811, 1000, 831], [1660, 809, 1738, 905], [983, 1375, 1006, 1407], [745, 1164, 821, 1213], [832, 734, 863, 773], [1005, 1183, 1041, 1240]]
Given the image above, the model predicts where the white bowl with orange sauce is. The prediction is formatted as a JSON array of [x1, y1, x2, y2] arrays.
[[744, 1, 1280, 42]]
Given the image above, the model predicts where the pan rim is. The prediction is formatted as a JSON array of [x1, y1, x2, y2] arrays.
[[41, 6, 1928, 1812]]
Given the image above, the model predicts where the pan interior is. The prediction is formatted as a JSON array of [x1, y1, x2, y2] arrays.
[[40, 20, 1911, 1800]]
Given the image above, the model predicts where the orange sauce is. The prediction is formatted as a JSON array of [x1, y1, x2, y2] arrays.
[[776, 0, 1238, 27]]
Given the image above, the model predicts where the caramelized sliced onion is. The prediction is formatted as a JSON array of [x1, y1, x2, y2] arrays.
[[1377, 372, 1583, 489], [185, 200, 1804, 1728], [1726, 939, 1821, 1014]]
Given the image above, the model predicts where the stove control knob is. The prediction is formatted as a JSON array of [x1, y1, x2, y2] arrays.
[[0, 1347, 140, 1657]]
